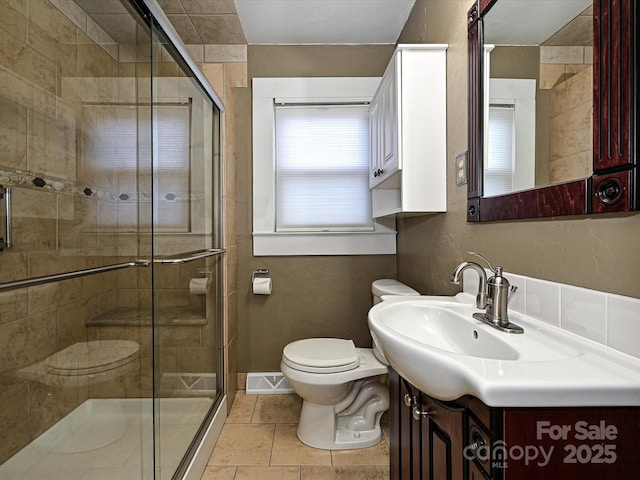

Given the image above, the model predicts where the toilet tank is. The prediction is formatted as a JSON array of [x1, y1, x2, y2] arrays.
[[371, 279, 419, 304]]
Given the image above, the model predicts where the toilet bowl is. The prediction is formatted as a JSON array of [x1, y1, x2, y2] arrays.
[[281, 279, 419, 450]]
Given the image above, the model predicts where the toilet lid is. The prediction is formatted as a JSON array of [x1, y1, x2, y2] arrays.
[[282, 338, 360, 373]]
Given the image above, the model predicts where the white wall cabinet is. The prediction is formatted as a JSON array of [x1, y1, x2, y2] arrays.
[[369, 44, 448, 218]]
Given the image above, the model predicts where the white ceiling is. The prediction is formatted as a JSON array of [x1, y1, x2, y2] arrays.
[[234, 0, 416, 45]]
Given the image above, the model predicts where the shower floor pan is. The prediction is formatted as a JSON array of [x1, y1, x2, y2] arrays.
[[0, 397, 213, 480]]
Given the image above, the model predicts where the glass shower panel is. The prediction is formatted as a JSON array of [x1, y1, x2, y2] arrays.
[[149, 19, 223, 480]]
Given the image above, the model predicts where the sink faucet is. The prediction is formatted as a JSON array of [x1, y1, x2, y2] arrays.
[[451, 252, 523, 334]]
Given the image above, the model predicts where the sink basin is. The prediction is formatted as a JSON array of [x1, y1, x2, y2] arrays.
[[368, 296, 640, 407], [380, 303, 518, 360]]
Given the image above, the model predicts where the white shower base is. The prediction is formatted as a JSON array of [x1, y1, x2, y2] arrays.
[[0, 397, 213, 480]]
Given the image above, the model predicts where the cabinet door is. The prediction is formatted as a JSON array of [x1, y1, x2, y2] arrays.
[[381, 66, 398, 170], [369, 96, 382, 187], [390, 369, 414, 480], [419, 394, 465, 480], [370, 55, 400, 187]]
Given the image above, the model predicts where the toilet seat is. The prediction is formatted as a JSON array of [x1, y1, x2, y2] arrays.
[[282, 338, 360, 374]]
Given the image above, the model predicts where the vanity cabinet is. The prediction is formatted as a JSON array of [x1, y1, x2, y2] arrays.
[[369, 44, 447, 218], [390, 369, 465, 480], [390, 369, 640, 480]]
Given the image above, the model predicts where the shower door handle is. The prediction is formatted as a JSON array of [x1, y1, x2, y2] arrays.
[[0, 186, 11, 251]]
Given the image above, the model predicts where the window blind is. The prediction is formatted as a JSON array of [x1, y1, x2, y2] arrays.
[[485, 104, 515, 197], [274, 104, 372, 231]]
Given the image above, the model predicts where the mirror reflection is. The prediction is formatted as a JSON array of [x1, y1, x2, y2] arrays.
[[482, 0, 593, 197]]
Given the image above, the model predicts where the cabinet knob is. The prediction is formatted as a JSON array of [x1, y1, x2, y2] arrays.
[[374, 170, 379, 177], [403, 393, 413, 407], [469, 430, 487, 452], [412, 405, 431, 421]]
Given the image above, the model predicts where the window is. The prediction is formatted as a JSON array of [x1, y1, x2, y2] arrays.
[[252, 78, 396, 256], [485, 104, 515, 197], [275, 104, 372, 231], [486, 78, 536, 195], [81, 103, 192, 231]]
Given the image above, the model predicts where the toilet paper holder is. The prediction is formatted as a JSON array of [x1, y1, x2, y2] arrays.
[[251, 268, 270, 283], [197, 268, 212, 279]]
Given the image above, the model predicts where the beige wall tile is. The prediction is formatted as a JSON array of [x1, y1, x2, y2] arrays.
[[57, 298, 96, 348], [0, 29, 57, 94], [28, 281, 78, 315], [29, 249, 78, 277], [0, 0, 28, 41], [540, 46, 585, 64], [10, 187, 57, 253], [550, 65, 592, 118], [28, 111, 76, 181], [28, 377, 80, 439], [549, 102, 592, 162], [205, 44, 247, 63], [0, 383, 30, 464], [180, 0, 237, 14], [49, 0, 87, 31], [0, 96, 27, 170], [8, 210, 56, 253], [167, 14, 202, 44], [0, 309, 56, 372], [189, 15, 246, 44], [186, 44, 204, 62], [539, 64, 566, 90], [28, 0, 77, 44], [0, 252, 28, 283], [0, 289, 28, 326], [201, 63, 224, 99]]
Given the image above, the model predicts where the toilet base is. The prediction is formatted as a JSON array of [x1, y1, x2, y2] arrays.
[[297, 401, 384, 450], [296, 377, 389, 450]]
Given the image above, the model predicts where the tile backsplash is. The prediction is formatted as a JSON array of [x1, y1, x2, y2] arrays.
[[462, 270, 640, 359]]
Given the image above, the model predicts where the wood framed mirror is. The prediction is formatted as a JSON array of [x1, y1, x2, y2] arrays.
[[467, 0, 638, 222]]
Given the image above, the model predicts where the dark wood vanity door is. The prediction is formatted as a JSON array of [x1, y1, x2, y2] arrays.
[[420, 394, 465, 480], [390, 369, 418, 480]]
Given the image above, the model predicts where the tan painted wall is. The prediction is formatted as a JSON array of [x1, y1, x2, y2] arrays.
[[395, 0, 640, 299], [237, 45, 397, 372]]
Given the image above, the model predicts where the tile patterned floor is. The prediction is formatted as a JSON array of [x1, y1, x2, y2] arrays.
[[201, 392, 390, 480]]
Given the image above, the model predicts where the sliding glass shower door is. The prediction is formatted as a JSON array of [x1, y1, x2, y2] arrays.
[[0, 1, 223, 479], [149, 13, 223, 480]]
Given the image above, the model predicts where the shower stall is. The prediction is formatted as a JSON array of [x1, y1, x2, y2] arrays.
[[0, 0, 225, 479]]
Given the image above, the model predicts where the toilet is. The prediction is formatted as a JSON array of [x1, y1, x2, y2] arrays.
[[280, 279, 419, 450]]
